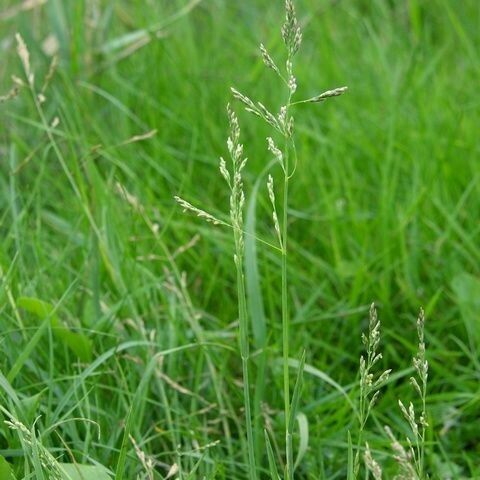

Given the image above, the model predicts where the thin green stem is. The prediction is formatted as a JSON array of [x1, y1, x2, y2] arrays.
[[419, 381, 427, 479], [282, 146, 290, 421], [235, 232, 257, 480], [283, 88, 294, 480], [282, 160, 291, 480]]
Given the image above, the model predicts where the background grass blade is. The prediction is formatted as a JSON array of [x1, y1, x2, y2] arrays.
[[264, 430, 281, 480]]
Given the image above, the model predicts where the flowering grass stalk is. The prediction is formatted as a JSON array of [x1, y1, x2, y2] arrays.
[[223, 105, 257, 479], [393, 308, 429, 479], [176, 1, 347, 478], [232, 2, 346, 478], [355, 304, 391, 478], [359, 308, 430, 480], [175, 107, 257, 478]]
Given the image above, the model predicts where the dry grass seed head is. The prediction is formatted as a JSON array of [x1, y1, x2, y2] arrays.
[[15, 33, 34, 86], [364, 443, 383, 480]]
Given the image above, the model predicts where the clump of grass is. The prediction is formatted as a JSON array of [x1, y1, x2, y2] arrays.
[[357, 307, 430, 480], [2, 408, 64, 480], [386, 308, 429, 479], [353, 303, 391, 477]]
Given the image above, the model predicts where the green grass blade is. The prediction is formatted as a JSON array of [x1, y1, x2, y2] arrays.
[[245, 177, 267, 349], [114, 354, 159, 479], [287, 350, 306, 474], [347, 430, 354, 480], [288, 351, 305, 436], [264, 430, 281, 480], [293, 412, 308, 470], [0, 455, 17, 480]]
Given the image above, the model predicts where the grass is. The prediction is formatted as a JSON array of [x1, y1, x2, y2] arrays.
[[1, 0, 479, 478]]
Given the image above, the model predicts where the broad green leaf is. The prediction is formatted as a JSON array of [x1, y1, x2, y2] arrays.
[[0, 456, 17, 480], [18, 297, 92, 362], [294, 412, 309, 470], [60, 463, 112, 480]]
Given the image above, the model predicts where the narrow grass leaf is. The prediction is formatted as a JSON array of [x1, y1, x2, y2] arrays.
[[30, 427, 46, 480], [114, 356, 159, 480], [288, 358, 357, 414], [0, 370, 22, 409], [6, 307, 51, 384], [114, 345, 221, 479], [347, 431, 354, 480], [288, 350, 305, 437], [264, 430, 281, 480], [52, 340, 152, 420], [20, 393, 42, 424]]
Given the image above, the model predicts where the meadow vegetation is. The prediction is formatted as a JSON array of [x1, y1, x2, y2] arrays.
[[1, 0, 479, 478]]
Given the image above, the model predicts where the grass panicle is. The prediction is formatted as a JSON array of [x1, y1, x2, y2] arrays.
[[355, 303, 391, 477], [390, 308, 429, 479]]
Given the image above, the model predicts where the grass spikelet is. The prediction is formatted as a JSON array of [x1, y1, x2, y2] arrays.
[[15, 33, 34, 86], [281, 0, 302, 56], [384, 426, 418, 479], [0, 82, 19, 102], [364, 443, 383, 480], [291, 86, 348, 106], [260, 43, 282, 78], [174, 196, 226, 226]]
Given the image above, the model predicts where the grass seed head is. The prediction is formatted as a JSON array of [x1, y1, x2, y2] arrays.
[[282, 0, 302, 56], [0, 85, 19, 102], [308, 86, 348, 103], [364, 443, 383, 480], [260, 43, 281, 76], [15, 33, 34, 86], [267, 137, 283, 163], [174, 196, 223, 226]]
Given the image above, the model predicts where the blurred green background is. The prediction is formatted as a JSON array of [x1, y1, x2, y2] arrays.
[[1, 0, 479, 478]]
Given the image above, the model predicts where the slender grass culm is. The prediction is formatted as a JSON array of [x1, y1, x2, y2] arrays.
[[176, 1, 346, 478]]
